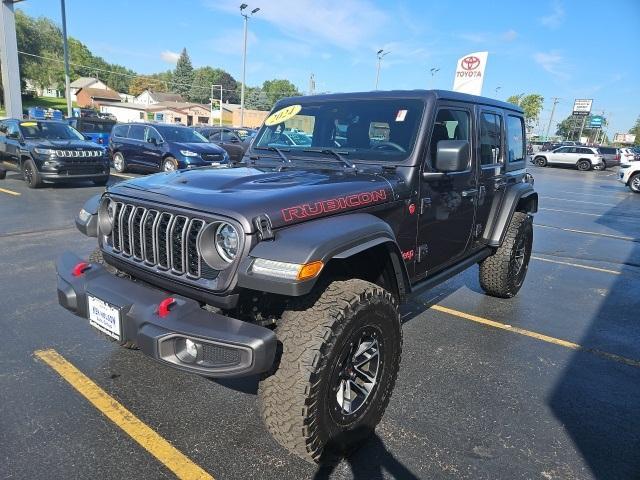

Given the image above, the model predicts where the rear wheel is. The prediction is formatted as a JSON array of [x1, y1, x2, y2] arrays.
[[593, 160, 607, 171], [162, 157, 178, 172], [259, 279, 402, 464], [629, 173, 640, 193], [112, 152, 127, 173], [534, 156, 547, 167], [577, 159, 592, 171], [479, 212, 533, 298], [23, 159, 42, 188]]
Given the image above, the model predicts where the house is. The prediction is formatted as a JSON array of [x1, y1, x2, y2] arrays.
[[75, 87, 123, 108], [134, 90, 185, 106], [119, 93, 136, 103], [99, 102, 148, 123], [70, 77, 108, 101], [147, 101, 212, 126], [24, 79, 61, 98]]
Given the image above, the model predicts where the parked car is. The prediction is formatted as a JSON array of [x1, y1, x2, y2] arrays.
[[532, 146, 604, 171], [109, 123, 229, 173], [68, 117, 116, 146], [195, 126, 252, 163], [540, 142, 563, 151], [595, 146, 621, 169], [618, 162, 640, 193], [620, 147, 639, 167], [0, 118, 109, 188], [265, 130, 313, 148]]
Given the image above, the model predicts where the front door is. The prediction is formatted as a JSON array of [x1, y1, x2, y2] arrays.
[[142, 127, 164, 170], [3, 122, 22, 170], [416, 105, 477, 277], [548, 146, 572, 164]]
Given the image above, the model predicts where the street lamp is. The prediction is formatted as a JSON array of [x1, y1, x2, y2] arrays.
[[375, 49, 389, 90], [495, 86, 501, 95], [429, 67, 440, 89], [240, 3, 260, 127]]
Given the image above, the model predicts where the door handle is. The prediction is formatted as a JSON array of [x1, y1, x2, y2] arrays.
[[461, 189, 478, 197]]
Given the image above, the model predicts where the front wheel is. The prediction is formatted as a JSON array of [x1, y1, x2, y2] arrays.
[[259, 279, 402, 464], [577, 160, 592, 171], [162, 157, 178, 172], [112, 152, 127, 173], [534, 156, 547, 167], [479, 212, 533, 298], [23, 159, 42, 188], [0, 169, 6, 180], [629, 173, 640, 193]]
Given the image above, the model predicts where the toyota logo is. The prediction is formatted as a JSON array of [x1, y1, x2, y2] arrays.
[[461, 56, 481, 71]]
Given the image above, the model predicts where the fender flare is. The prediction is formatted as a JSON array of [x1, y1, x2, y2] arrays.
[[75, 193, 102, 237], [484, 183, 538, 247], [236, 213, 409, 297]]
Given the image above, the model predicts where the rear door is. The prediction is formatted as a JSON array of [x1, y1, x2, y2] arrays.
[[126, 124, 147, 168], [220, 130, 245, 162], [416, 103, 477, 277]]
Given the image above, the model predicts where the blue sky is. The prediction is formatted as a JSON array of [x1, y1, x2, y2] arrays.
[[21, 0, 640, 136]]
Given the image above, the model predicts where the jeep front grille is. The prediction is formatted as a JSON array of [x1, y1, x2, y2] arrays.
[[109, 202, 209, 279]]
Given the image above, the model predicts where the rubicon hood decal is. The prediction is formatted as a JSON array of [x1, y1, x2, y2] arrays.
[[282, 189, 387, 222]]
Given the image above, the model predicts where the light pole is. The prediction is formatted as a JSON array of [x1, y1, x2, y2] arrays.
[[429, 67, 440, 89], [60, 0, 72, 117], [495, 86, 501, 96], [375, 49, 389, 90], [545, 97, 560, 141], [210, 84, 223, 127], [240, 3, 259, 127]]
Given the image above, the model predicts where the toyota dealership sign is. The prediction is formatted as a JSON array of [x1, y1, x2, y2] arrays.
[[452, 51, 488, 96]]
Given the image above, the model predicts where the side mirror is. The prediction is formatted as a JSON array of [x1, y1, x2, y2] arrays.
[[434, 140, 470, 172], [148, 137, 157, 145], [7, 132, 20, 140]]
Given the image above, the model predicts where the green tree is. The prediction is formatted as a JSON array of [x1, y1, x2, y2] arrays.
[[629, 116, 640, 146], [188, 67, 238, 104], [128, 76, 167, 96], [172, 48, 193, 98], [245, 87, 271, 110], [261, 79, 300, 108], [506, 93, 544, 131]]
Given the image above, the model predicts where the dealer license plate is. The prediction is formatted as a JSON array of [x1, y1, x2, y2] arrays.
[[87, 295, 121, 340]]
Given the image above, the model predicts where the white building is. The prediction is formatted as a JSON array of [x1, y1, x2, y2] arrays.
[[99, 102, 148, 123], [134, 90, 184, 106], [70, 77, 108, 102]]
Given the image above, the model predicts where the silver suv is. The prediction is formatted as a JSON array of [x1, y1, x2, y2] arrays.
[[532, 146, 604, 171]]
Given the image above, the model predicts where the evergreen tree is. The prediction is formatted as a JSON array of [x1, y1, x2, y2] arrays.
[[172, 48, 194, 98]]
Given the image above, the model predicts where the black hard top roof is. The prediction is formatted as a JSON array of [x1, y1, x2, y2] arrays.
[[277, 89, 523, 114]]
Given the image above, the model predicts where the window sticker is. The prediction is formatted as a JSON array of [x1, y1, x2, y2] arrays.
[[265, 104, 302, 126], [395, 109, 408, 122], [20, 122, 37, 127]]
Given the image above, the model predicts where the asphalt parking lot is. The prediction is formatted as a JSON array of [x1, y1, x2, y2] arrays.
[[1, 164, 639, 480]]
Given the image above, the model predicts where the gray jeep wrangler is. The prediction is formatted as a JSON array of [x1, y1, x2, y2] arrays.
[[57, 90, 537, 463]]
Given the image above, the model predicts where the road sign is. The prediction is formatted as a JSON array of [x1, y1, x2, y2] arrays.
[[572, 99, 593, 116], [614, 133, 636, 144], [589, 116, 603, 128]]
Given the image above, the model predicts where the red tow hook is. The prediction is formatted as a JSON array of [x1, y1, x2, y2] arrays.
[[157, 297, 176, 318], [72, 261, 92, 277]]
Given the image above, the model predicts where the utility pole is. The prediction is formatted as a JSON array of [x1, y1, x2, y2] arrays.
[[375, 49, 389, 90], [578, 115, 587, 143], [210, 84, 224, 127], [60, 0, 72, 118], [545, 97, 560, 141], [0, 0, 23, 118], [308, 73, 315, 95], [239, 3, 259, 127]]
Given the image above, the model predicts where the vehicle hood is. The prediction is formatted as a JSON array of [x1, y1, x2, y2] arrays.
[[27, 139, 103, 150], [107, 166, 399, 233], [172, 142, 226, 154]]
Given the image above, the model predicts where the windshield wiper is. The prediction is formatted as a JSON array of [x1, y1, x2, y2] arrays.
[[303, 148, 356, 169], [253, 146, 292, 164]]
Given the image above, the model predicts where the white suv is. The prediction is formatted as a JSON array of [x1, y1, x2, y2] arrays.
[[619, 162, 640, 193], [532, 146, 605, 171], [620, 147, 639, 167]]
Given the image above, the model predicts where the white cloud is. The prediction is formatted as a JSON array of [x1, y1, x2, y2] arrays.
[[160, 50, 181, 64], [533, 51, 569, 80], [204, 0, 387, 50], [502, 29, 518, 42], [539, 1, 565, 28]]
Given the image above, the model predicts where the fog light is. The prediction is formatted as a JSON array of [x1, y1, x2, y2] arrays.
[[175, 337, 201, 364]]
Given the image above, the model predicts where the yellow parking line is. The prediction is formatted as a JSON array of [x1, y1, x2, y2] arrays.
[[0, 187, 21, 196], [430, 305, 640, 369], [111, 172, 135, 179], [536, 224, 636, 241], [531, 256, 621, 275], [35, 349, 214, 480]]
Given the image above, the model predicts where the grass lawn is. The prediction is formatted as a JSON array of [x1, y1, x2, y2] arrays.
[[22, 96, 78, 111]]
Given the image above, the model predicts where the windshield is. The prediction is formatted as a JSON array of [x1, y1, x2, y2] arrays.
[[254, 99, 424, 163], [75, 119, 116, 133], [19, 121, 84, 140], [157, 126, 208, 143]]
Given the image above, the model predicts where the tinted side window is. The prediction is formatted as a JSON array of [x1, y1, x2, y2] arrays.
[[430, 108, 470, 163], [6, 123, 20, 137], [480, 112, 502, 165], [145, 127, 162, 143], [129, 125, 146, 141], [221, 130, 237, 141], [209, 131, 222, 141], [112, 125, 128, 138], [506, 115, 525, 162], [579, 148, 593, 154], [0, 121, 7, 136]]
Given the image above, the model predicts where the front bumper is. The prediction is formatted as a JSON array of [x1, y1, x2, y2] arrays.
[[56, 251, 276, 377]]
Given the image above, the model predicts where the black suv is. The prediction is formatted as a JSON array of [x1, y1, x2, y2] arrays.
[[58, 90, 537, 463], [195, 126, 256, 163], [0, 119, 109, 188], [109, 122, 229, 173]]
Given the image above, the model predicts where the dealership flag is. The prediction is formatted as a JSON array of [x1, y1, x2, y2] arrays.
[[452, 51, 489, 96]]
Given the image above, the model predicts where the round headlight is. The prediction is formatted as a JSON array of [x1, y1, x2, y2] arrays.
[[98, 197, 115, 235], [215, 223, 239, 263]]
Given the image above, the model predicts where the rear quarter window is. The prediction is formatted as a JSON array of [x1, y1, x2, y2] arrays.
[[112, 125, 129, 138], [506, 115, 525, 163]]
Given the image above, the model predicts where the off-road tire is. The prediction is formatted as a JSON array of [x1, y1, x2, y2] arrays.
[[577, 159, 592, 171], [112, 152, 127, 173], [629, 173, 640, 193], [479, 212, 533, 298], [534, 156, 547, 167], [162, 157, 178, 172], [88, 247, 138, 349], [23, 159, 42, 188], [258, 279, 402, 464]]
